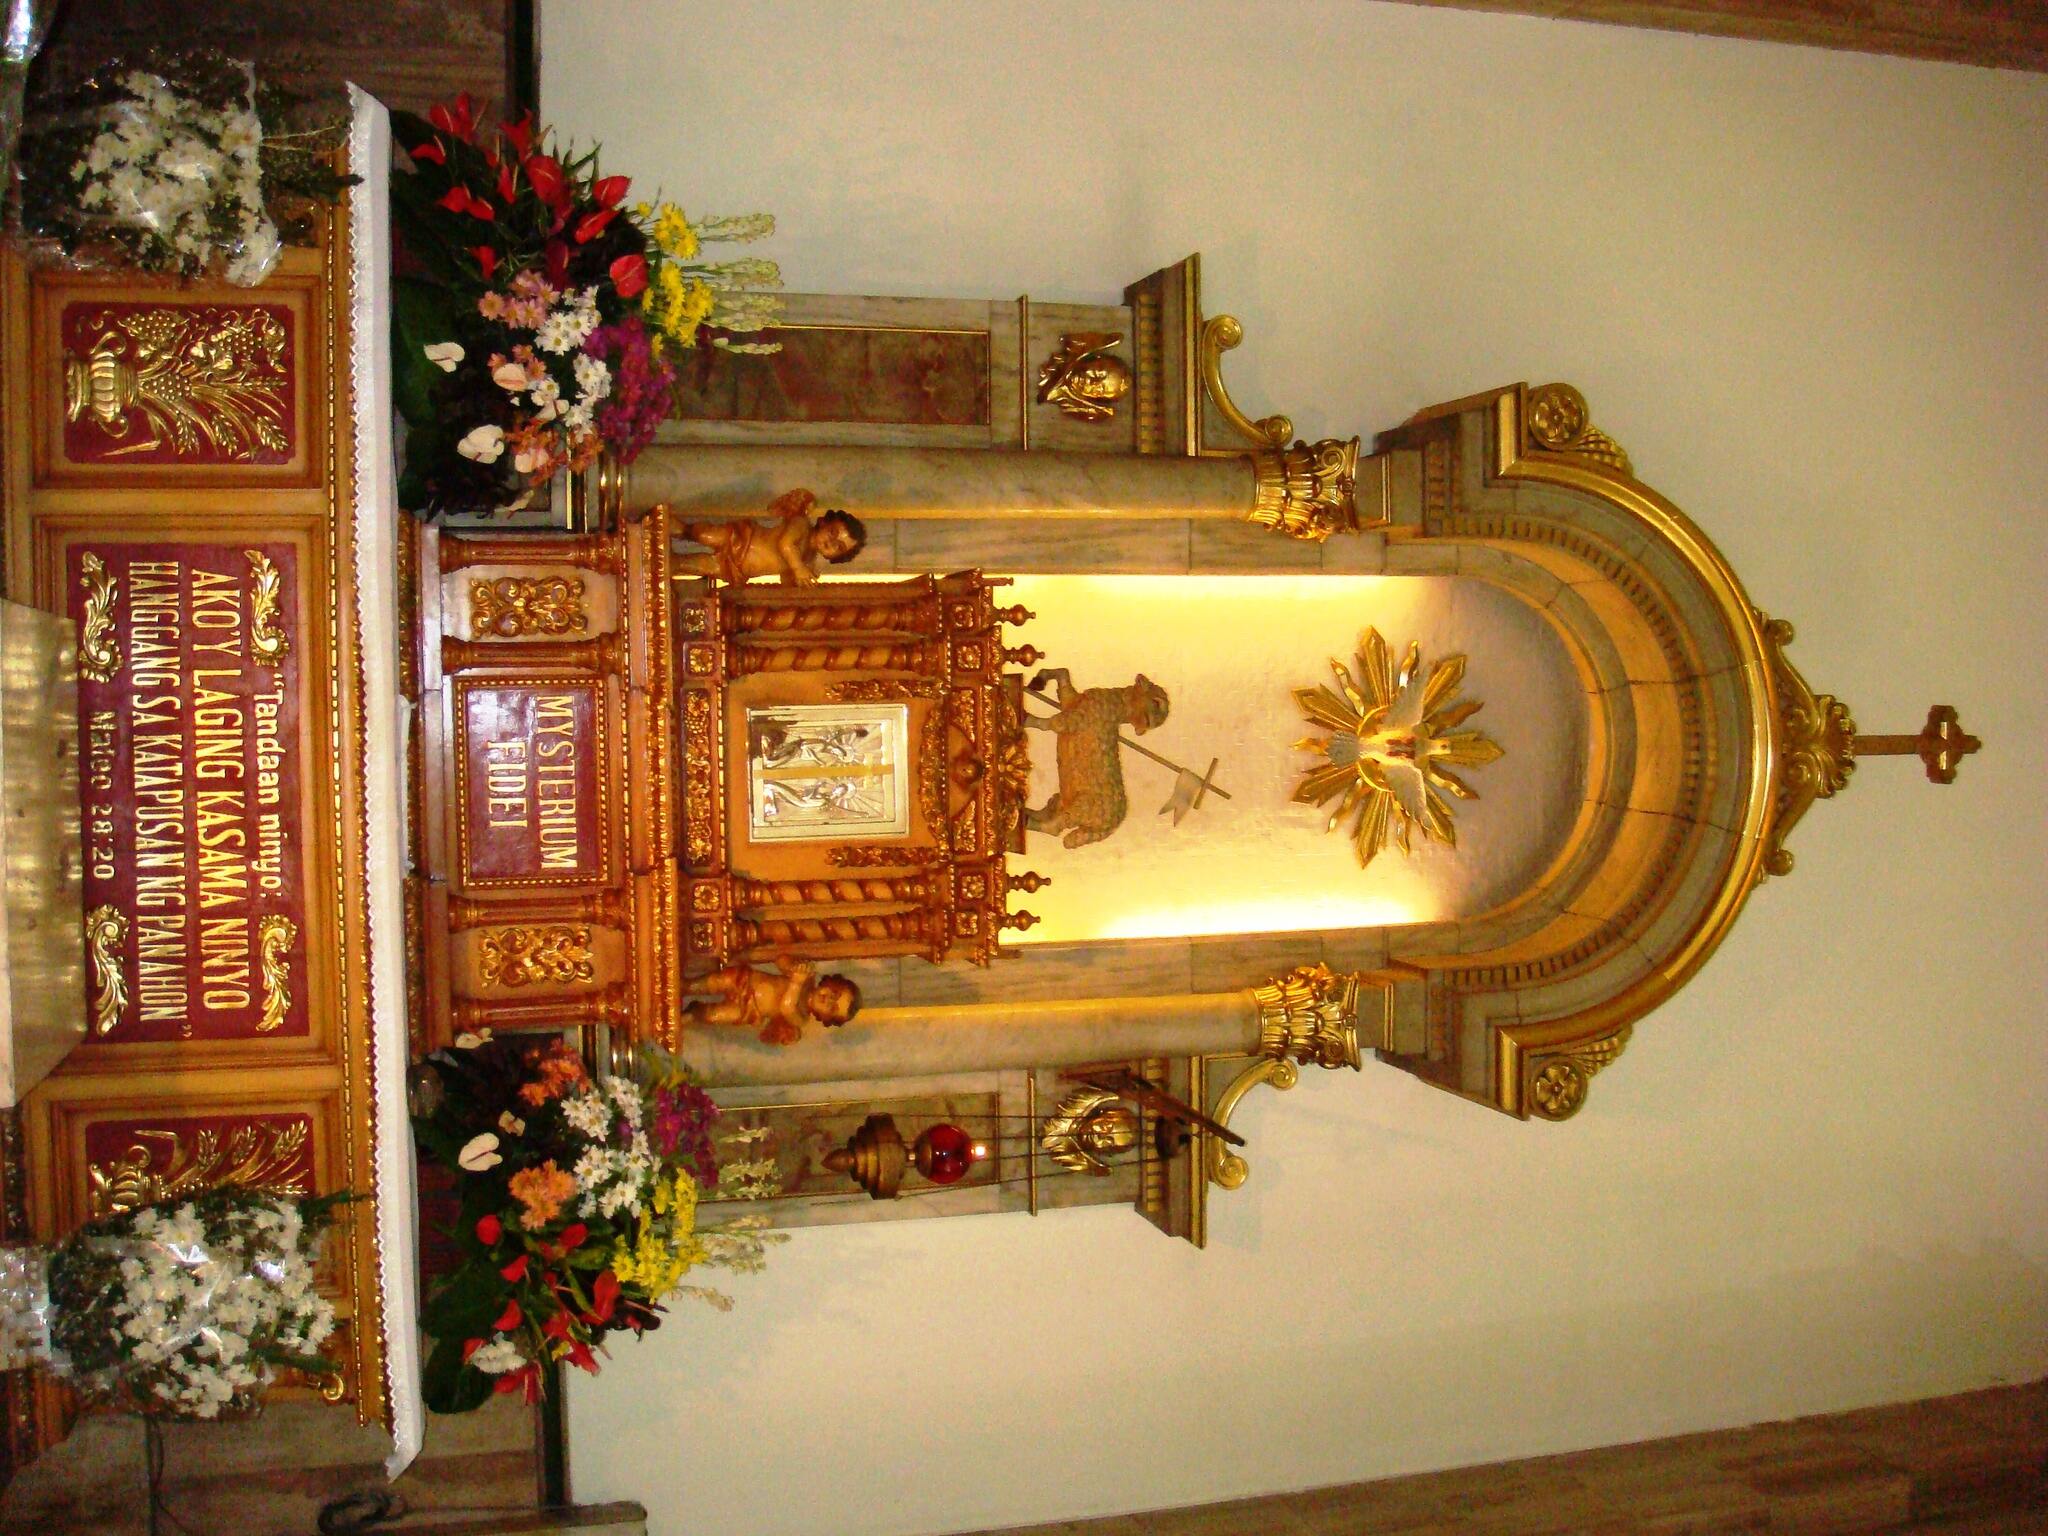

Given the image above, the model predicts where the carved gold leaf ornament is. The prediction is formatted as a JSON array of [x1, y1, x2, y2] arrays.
[[1036, 332, 1133, 422], [1292, 628, 1503, 869], [1527, 1026, 1633, 1122], [255, 914, 298, 1033], [85, 904, 130, 1035], [1200, 314, 1362, 541], [65, 307, 290, 461], [77, 551, 121, 683], [245, 548, 291, 667], [87, 1120, 312, 1220], [469, 575, 589, 639], [1526, 382, 1632, 476], [477, 924, 596, 989]]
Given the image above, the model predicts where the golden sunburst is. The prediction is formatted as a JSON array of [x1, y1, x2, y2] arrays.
[[1292, 628, 1504, 868]]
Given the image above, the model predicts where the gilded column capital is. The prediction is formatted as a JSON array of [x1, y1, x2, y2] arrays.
[[1247, 436, 1361, 542], [1251, 961, 1366, 1070]]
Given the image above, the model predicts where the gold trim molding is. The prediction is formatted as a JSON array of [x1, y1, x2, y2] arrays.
[[1759, 616, 1854, 878], [85, 903, 128, 1035]]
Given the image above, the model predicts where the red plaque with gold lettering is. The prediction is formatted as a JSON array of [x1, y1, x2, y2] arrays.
[[68, 541, 308, 1042], [59, 301, 297, 468], [454, 679, 611, 888]]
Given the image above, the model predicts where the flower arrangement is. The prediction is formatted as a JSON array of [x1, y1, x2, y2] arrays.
[[411, 1032, 780, 1412], [14, 51, 356, 286], [0, 1186, 346, 1420], [389, 94, 782, 516]]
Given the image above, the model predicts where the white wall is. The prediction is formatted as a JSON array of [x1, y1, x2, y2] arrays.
[[544, 5, 2048, 1533]]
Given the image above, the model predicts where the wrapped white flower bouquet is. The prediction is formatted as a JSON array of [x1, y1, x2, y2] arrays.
[[0, 1185, 347, 1419]]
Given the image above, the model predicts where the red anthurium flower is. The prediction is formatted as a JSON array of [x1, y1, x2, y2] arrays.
[[587, 1269, 620, 1326], [497, 163, 516, 205], [542, 1309, 572, 1341], [436, 186, 472, 215], [471, 245, 497, 281], [408, 139, 446, 165], [461, 1337, 486, 1363], [494, 1299, 523, 1332], [609, 253, 648, 298], [565, 1340, 599, 1374], [466, 196, 495, 222], [429, 92, 478, 143], [499, 1253, 529, 1283], [543, 241, 570, 288], [573, 207, 619, 244], [556, 1222, 588, 1252], [493, 1363, 541, 1403], [590, 175, 630, 210], [503, 110, 535, 158], [476, 1214, 503, 1245], [524, 155, 567, 210]]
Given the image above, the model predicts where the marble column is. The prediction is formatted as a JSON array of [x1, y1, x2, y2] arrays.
[[625, 444, 1255, 522], [674, 990, 1262, 1088]]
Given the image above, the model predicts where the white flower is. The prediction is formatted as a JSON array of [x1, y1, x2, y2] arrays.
[[458, 1133, 503, 1172], [529, 376, 560, 408], [561, 1091, 611, 1141], [424, 342, 465, 373], [456, 425, 505, 464], [572, 353, 612, 404], [562, 403, 594, 433], [453, 1028, 493, 1049], [468, 1337, 526, 1375], [492, 360, 531, 392]]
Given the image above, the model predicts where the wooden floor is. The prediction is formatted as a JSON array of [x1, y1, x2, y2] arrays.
[[966, 1381, 2048, 1536]]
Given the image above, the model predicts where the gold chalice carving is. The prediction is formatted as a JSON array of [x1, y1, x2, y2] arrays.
[[1292, 628, 1502, 868]]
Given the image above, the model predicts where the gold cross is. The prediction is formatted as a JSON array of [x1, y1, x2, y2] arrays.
[[1854, 705, 1981, 785]]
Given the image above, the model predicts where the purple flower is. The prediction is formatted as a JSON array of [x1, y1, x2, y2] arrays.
[[583, 316, 675, 464]]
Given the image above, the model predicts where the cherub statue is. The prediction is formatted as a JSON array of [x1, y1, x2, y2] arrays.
[[674, 488, 867, 587], [682, 959, 862, 1046]]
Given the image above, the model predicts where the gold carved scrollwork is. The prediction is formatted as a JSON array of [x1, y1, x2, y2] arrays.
[[1039, 1087, 1139, 1176], [255, 915, 298, 1033], [78, 552, 121, 683], [1036, 332, 1132, 422], [64, 307, 290, 460], [1758, 616, 1856, 878], [827, 845, 943, 869], [1206, 1058, 1298, 1189], [1248, 436, 1362, 543], [1199, 315, 1294, 449], [87, 1121, 311, 1220], [1527, 1026, 1633, 1122], [477, 924, 596, 989], [245, 549, 291, 667], [469, 575, 589, 639], [682, 690, 718, 866], [824, 677, 945, 702], [1251, 962, 1365, 1070], [1525, 383, 1633, 477], [85, 904, 129, 1036]]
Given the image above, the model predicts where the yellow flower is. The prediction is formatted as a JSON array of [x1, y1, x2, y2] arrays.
[[653, 203, 699, 261]]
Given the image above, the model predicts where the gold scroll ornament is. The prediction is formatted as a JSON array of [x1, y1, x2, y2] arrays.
[[85, 904, 129, 1035], [246, 548, 291, 667], [1251, 962, 1365, 1070], [78, 551, 121, 683], [87, 1120, 310, 1220], [1527, 1026, 1633, 1121], [1200, 314, 1362, 542], [65, 306, 289, 461], [469, 576, 589, 639], [255, 915, 298, 1033], [1035, 332, 1132, 422], [476, 924, 597, 989]]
